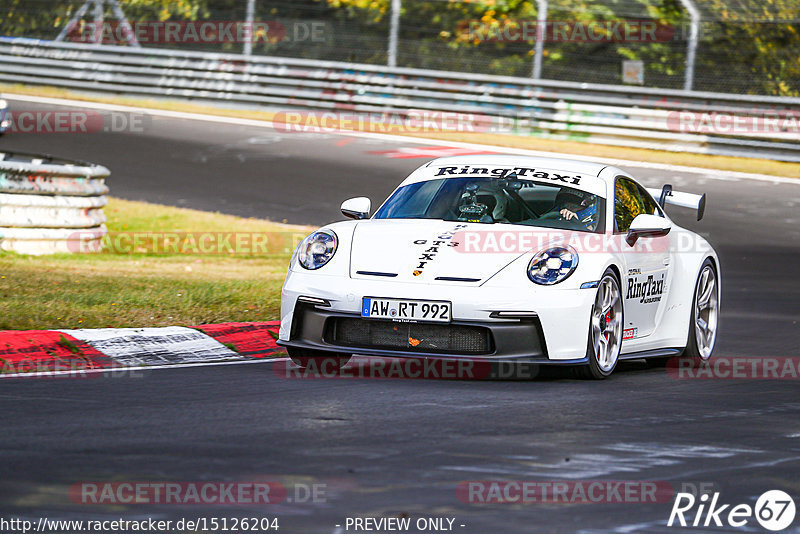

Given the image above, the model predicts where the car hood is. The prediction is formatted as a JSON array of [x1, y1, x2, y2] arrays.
[[348, 219, 543, 285]]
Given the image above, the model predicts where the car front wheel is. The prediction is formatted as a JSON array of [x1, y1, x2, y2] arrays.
[[575, 269, 623, 380]]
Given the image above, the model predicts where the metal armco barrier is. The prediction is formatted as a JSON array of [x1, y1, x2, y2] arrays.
[[0, 37, 799, 161], [0, 151, 109, 254]]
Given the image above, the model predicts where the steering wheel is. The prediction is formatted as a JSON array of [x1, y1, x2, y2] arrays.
[[539, 211, 565, 221]]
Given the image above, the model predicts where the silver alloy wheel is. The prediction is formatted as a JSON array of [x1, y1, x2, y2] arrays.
[[694, 265, 718, 360], [591, 275, 623, 372]]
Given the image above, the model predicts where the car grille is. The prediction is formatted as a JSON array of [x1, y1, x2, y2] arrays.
[[325, 318, 492, 355]]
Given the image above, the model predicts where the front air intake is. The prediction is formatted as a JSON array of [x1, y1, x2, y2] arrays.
[[324, 318, 492, 355]]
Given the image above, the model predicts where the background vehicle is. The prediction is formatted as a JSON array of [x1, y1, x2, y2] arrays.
[[0, 97, 9, 135]]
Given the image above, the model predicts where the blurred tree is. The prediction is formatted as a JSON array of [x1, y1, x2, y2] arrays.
[[317, 0, 798, 94], [0, 0, 796, 94], [693, 0, 799, 95], [1, 0, 208, 41]]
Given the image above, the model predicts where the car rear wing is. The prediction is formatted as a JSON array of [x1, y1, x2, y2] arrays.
[[646, 184, 706, 221]]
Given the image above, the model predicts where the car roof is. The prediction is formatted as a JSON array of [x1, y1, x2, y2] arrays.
[[399, 155, 620, 197], [422, 155, 611, 177]]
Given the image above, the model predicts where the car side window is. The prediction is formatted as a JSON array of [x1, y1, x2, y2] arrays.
[[635, 183, 663, 217], [614, 177, 646, 233]]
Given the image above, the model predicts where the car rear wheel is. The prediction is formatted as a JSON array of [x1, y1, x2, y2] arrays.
[[684, 259, 719, 361], [287, 347, 352, 372], [575, 269, 623, 380]]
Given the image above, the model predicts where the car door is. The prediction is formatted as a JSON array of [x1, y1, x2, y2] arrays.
[[614, 176, 672, 340]]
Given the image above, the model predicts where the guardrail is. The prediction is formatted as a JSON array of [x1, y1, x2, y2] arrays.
[[0, 151, 109, 254], [0, 37, 798, 161]]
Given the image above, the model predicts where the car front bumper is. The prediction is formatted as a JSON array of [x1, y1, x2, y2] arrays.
[[277, 305, 562, 363], [279, 270, 597, 363]]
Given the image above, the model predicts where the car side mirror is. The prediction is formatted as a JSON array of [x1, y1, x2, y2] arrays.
[[341, 197, 371, 220], [626, 214, 672, 246]]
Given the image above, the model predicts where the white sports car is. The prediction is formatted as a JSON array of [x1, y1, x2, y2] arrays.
[[278, 155, 720, 379]]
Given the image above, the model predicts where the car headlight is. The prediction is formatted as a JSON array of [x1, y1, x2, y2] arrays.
[[0, 99, 7, 109], [297, 229, 338, 270], [527, 245, 579, 285]]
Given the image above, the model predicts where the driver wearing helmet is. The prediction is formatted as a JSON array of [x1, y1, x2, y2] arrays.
[[551, 189, 598, 231]]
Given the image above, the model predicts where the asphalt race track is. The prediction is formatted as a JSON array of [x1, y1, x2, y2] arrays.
[[1, 98, 799, 533]]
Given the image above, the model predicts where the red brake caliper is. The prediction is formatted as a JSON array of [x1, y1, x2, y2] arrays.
[[598, 309, 612, 357]]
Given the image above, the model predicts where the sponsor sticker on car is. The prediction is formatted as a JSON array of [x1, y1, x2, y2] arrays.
[[362, 297, 451, 323]]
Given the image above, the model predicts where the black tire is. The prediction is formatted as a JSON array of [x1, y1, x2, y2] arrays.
[[287, 347, 352, 372], [683, 259, 719, 361], [575, 268, 624, 380]]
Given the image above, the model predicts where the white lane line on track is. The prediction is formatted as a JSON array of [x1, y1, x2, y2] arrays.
[[0, 356, 289, 379], [6, 93, 799, 185]]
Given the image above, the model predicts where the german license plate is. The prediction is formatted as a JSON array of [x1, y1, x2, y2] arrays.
[[361, 297, 451, 323]]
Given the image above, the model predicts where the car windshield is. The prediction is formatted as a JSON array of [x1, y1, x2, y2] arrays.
[[373, 177, 605, 233]]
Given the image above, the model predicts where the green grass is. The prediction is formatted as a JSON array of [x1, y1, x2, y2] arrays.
[[0, 198, 310, 330]]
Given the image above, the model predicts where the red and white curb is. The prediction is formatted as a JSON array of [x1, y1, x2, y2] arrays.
[[0, 321, 284, 377]]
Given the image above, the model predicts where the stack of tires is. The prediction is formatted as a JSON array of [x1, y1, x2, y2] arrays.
[[0, 152, 109, 254]]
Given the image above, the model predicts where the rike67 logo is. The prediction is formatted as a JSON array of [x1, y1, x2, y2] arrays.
[[668, 490, 796, 531]]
